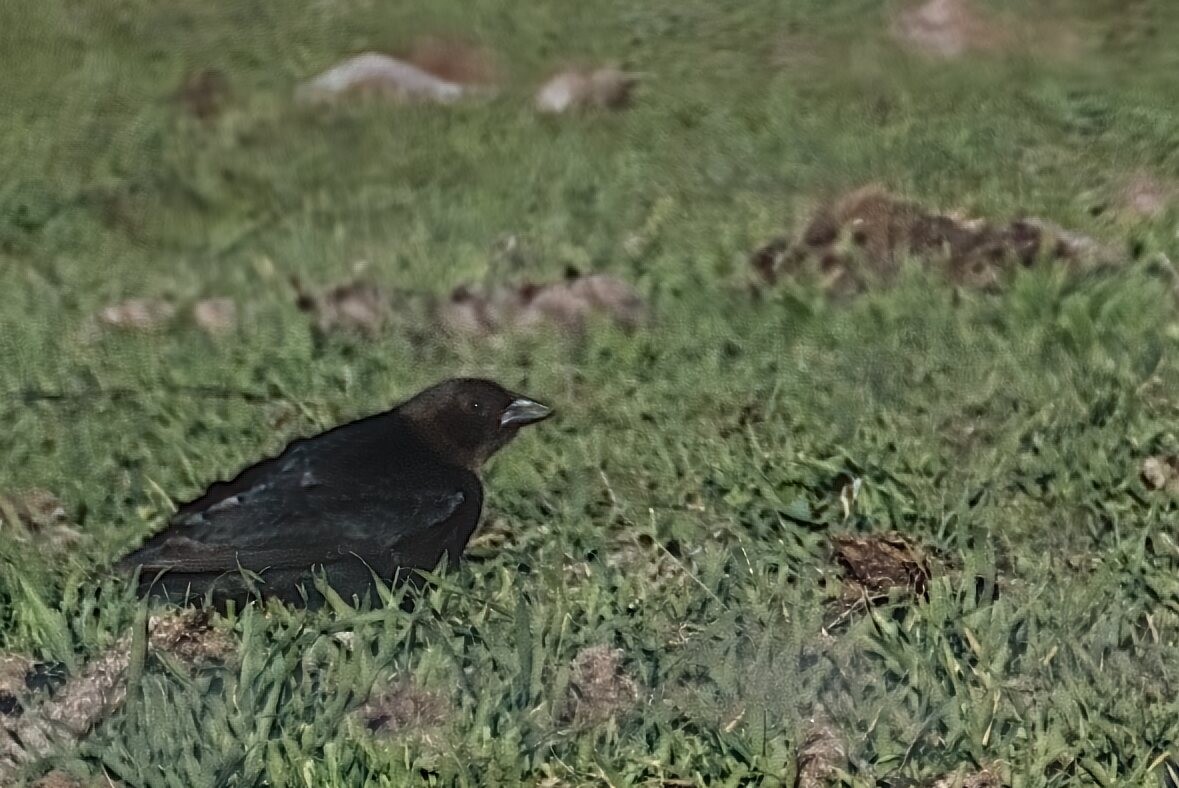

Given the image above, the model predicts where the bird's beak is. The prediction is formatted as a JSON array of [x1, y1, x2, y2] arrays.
[[500, 397, 553, 427]]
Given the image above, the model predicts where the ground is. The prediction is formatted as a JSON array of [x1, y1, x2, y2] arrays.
[[1, 0, 1179, 785]]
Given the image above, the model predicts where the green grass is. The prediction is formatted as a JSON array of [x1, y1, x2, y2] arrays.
[[3, 0, 1179, 785]]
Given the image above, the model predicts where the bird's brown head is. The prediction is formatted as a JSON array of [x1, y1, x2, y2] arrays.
[[399, 378, 552, 470]]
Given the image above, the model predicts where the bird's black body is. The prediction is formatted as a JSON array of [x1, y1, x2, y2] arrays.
[[117, 378, 551, 609]]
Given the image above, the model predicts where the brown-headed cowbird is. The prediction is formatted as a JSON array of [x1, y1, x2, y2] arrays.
[[117, 378, 552, 608]]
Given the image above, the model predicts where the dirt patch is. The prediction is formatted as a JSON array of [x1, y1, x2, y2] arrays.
[[93, 298, 177, 333], [1121, 175, 1174, 220], [929, 766, 1003, 788], [892, 0, 1008, 58], [1141, 455, 1179, 494], [177, 68, 230, 121], [0, 611, 235, 776], [795, 717, 848, 788], [293, 275, 391, 338], [191, 297, 237, 336], [0, 656, 32, 717], [358, 680, 449, 735], [535, 67, 639, 114], [831, 531, 932, 604], [752, 185, 1112, 295], [563, 645, 640, 725], [437, 268, 647, 339], [0, 489, 82, 548]]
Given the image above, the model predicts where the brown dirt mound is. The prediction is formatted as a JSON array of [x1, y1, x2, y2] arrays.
[[563, 645, 640, 725], [358, 680, 449, 735], [437, 268, 647, 339], [831, 531, 932, 603], [292, 275, 391, 338], [752, 185, 1112, 295]]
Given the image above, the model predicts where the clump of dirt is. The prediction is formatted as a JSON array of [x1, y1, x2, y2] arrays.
[[292, 275, 392, 338], [0, 611, 235, 776], [795, 716, 848, 788], [358, 680, 449, 735], [177, 68, 230, 121], [1121, 175, 1174, 219], [831, 531, 932, 604], [437, 268, 648, 339], [752, 185, 1111, 296], [148, 609, 236, 665], [191, 297, 237, 336], [1141, 455, 1179, 494], [0, 489, 82, 548], [402, 36, 500, 87], [563, 645, 640, 725], [535, 67, 639, 114], [929, 766, 1003, 788], [892, 0, 1008, 58], [0, 656, 32, 717], [93, 298, 177, 333]]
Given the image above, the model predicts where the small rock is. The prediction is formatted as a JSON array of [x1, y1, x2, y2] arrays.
[[95, 298, 176, 332], [192, 297, 237, 335], [1142, 455, 1179, 494], [296, 52, 484, 106], [536, 67, 639, 114], [564, 645, 640, 725]]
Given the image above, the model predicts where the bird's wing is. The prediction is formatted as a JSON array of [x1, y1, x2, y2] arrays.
[[120, 483, 473, 576], [169, 415, 377, 525]]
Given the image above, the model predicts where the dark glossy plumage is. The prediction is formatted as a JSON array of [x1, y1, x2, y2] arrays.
[[117, 378, 551, 608]]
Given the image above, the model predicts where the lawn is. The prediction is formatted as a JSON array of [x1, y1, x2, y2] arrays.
[[2, 0, 1179, 785]]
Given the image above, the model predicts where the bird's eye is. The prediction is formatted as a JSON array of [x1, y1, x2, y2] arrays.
[[467, 399, 482, 413]]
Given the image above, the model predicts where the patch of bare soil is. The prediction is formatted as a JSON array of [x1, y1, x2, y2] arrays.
[[929, 766, 1004, 788], [0, 611, 234, 777], [191, 297, 237, 336], [795, 716, 848, 788], [358, 681, 450, 736], [437, 268, 647, 339], [292, 275, 392, 338], [563, 645, 641, 725], [831, 531, 932, 605], [177, 68, 230, 121], [0, 489, 82, 548], [93, 298, 177, 333], [1121, 175, 1174, 220], [752, 185, 1112, 296]]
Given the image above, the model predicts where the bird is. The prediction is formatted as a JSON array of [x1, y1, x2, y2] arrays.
[[117, 378, 552, 609]]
